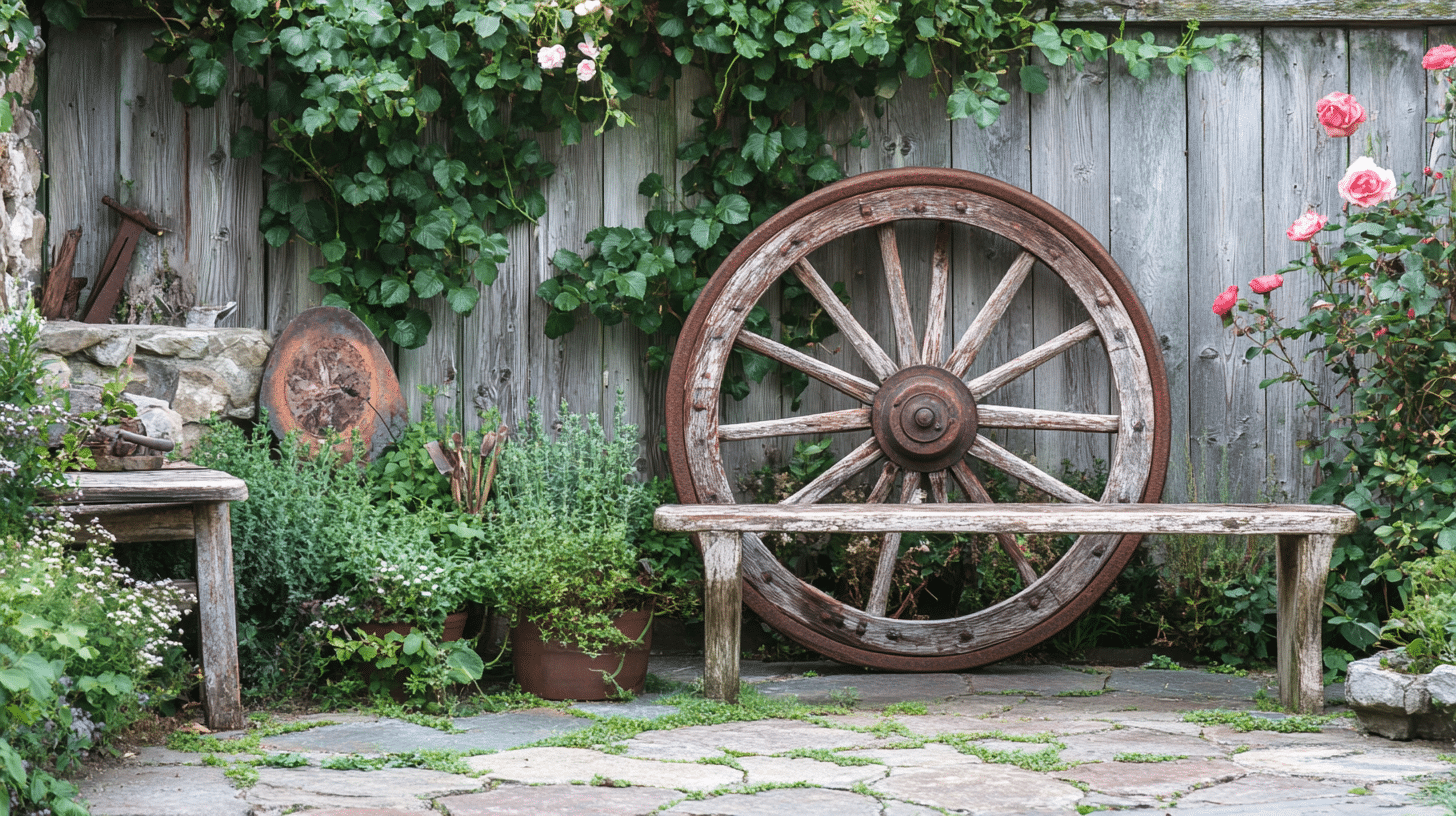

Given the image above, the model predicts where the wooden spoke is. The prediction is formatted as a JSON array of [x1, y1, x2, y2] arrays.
[[967, 435, 1096, 505], [878, 224, 921, 368], [792, 259, 898, 382], [736, 330, 879, 404], [950, 461, 1039, 586], [975, 405, 1120, 433], [921, 222, 951, 366], [865, 462, 900, 504], [782, 437, 884, 505], [928, 470, 950, 504], [967, 319, 1098, 400], [944, 250, 1036, 377], [719, 408, 872, 441], [866, 471, 924, 616]]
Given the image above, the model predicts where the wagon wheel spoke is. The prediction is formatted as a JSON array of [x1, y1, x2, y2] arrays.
[[719, 408, 872, 441], [950, 460, 1039, 586], [736, 330, 879, 404], [865, 461, 901, 504], [967, 319, 1099, 400], [792, 259, 898, 382], [878, 224, 921, 368], [975, 405, 1120, 433], [866, 471, 924, 617], [782, 437, 884, 505], [921, 223, 952, 366], [967, 435, 1095, 505], [945, 250, 1036, 378], [927, 470, 950, 504]]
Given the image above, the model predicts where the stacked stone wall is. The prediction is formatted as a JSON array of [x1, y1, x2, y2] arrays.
[[0, 37, 45, 311]]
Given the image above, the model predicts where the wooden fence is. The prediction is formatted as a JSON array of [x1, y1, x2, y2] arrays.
[[41, 15, 1456, 504]]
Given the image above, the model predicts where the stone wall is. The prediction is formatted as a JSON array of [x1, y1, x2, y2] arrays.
[[38, 321, 273, 455], [0, 37, 45, 311]]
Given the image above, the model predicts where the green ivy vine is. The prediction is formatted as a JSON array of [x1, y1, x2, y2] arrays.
[[32, 0, 1230, 352]]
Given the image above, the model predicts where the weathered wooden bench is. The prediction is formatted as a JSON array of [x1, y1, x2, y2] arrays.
[[48, 465, 249, 730], [655, 502, 1359, 714]]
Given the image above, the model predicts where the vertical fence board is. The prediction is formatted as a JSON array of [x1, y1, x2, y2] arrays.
[[1186, 29, 1267, 503], [544, 134, 607, 429], [1109, 32, 1190, 501], [1429, 26, 1456, 170], [47, 22, 119, 310], [1262, 27, 1347, 503], [1351, 29, 1428, 183]]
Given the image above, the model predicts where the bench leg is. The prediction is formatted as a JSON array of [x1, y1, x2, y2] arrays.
[[702, 531, 742, 703], [194, 501, 244, 730], [1276, 532, 1336, 714]]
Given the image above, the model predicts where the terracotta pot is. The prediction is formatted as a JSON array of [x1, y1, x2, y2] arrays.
[[511, 608, 653, 701], [356, 611, 469, 701]]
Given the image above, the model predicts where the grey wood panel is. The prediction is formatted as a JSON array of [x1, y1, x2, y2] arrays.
[[263, 234, 324, 336], [1186, 29, 1268, 504], [1262, 27, 1348, 504], [543, 133, 606, 429], [1109, 30, 1189, 502], [46, 22, 119, 310], [1029, 55, 1112, 482], [1430, 27, 1456, 170], [1059, 1, 1456, 22], [1351, 30, 1428, 186]]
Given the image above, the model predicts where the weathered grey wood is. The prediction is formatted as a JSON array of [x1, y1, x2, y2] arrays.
[[655, 502, 1360, 536], [792, 258, 898, 381], [1429, 26, 1456, 171], [865, 471, 922, 616], [967, 320, 1099, 399], [49, 467, 250, 504], [718, 408, 871, 441], [969, 436, 1096, 505], [949, 461, 1039, 585], [782, 438, 883, 505], [944, 250, 1036, 378], [1277, 532, 1338, 714], [735, 330, 880, 404], [544, 133, 607, 427], [921, 222, 951, 365], [194, 500, 244, 729], [1187, 28, 1267, 504], [878, 224, 920, 368], [701, 531, 742, 703], [1351, 30, 1427, 195], [976, 405, 1119, 432], [1059, 1, 1456, 22], [70, 503, 196, 542], [397, 294, 463, 428]]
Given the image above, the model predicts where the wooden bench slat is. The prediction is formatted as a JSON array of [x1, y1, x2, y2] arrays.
[[45, 468, 250, 504], [654, 503, 1359, 536]]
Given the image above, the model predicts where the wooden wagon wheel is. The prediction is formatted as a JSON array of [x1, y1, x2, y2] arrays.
[[666, 167, 1171, 671]]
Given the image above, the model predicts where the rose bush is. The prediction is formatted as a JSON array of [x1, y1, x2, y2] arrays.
[[1316, 91, 1367, 138], [1222, 45, 1456, 676]]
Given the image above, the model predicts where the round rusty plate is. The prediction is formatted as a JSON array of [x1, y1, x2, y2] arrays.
[[259, 306, 407, 461]]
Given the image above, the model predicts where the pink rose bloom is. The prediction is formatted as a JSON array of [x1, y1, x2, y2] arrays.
[[1249, 274, 1283, 294], [1338, 156, 1398, 208], [1212, 285, 1238, 317], [578, 41, 600, 58], [573, 0, 601, 14], [537, 44, 566, 70], [1424, 44, 1456, 70], [1316, 91, 1366, 138], [1285, 210, 1327, 241], [576, 59, 596, 81]]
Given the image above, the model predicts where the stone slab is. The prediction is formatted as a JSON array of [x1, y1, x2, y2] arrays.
[[571, 694, 680, 719], [1232, 746, 1455, 782], [464, 747, 741, 791], [841, 744, 981, 768], [1054, 758, 1246, 797], [1105, 718, 1207, 737], [77, 764, 251, 816], [1107, 668, 1265, 700], [244, 766, 482, 812], [967, 665, 1108, 695], [1168, 800, 1450, 815], [880, 802, 945, 816], [666, 786, 884, 816], [620, 719, 874, 761], [261, 712, 591, 754], [737, 755, 887, 788], [1177, 773, 1355, 805], [441, 784, 679, 815], [916, 715, 1111, 739], [755, 673, 968, 705], [1056, 727, 1225, 762], [872, 762, 1084, 813]]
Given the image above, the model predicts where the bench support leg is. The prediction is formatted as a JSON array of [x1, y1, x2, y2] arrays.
[[194, 501, 244, 730], [1276, 532, 1336, 714], [702, 531, 742, 703]]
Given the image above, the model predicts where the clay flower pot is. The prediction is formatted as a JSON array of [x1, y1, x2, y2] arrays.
[[511, 608, 653, 701]]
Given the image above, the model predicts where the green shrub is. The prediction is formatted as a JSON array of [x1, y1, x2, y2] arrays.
[[1380, 547, 1456, 674]]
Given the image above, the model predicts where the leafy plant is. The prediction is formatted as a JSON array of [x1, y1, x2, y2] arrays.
[[317, 627, 484, 709], [0, 300, 67, 538], [1379, 546, 1456, 674], [1227, 49, 1456, 672]]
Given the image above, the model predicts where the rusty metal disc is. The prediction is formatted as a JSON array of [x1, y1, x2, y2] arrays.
[[259, 306, 407, 461], [872, 365, 978, 473]]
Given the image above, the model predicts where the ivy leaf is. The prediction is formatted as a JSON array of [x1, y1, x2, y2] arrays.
[[412, 267, 446, 299], [321, 239, 346, 262], [192, 59, 228, 98], [230, 125, 262, 159], [416, 86, 443, 115], [617, 270, 648, 300], [1018, 64, 1048, 94], [689, 217, 716, 249], [783, 1, 815, 33], [472, 253, 501, 286], [446, 285, 480, 313], [389, 309, 432, 349], [742, 128, 783, 171], [279, 26, 313, 56], [904, 42, 932, 78], [380, 276, 412, 307], [807, 156, 842, 182], [740, 348, 774, 382], [264, 226, 291, 247], [300, 106, 331, 135], [718, 194, 750, 225], [42, 0, 83, 30]]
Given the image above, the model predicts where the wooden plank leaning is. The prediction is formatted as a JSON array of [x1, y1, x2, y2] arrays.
[[655, 502, 1360, 714]]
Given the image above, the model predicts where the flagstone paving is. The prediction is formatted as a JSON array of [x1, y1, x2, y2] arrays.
[[74, 659, 1455, 816]]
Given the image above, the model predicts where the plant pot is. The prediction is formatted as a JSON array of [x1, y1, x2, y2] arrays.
[[356, 610, 470, 701], [1346, 651, 1456, 740], [511, 608, 653, 701]]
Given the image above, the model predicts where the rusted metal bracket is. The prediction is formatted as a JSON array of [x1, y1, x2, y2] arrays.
[[81, 196, 165, 324]]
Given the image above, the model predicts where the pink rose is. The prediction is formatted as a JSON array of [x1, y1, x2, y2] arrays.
[[576, 59, 596, 81], [578, 41, 600, 58], [1338, 156, 1398, 208], [1285, 210, 1327, 241], [1316, 91, 1366, 138], [537, 44, 566, 70], [1212, 285, 1238, 317], [1424, 44, 1456, 70], [1249, 274, 1283, 294]]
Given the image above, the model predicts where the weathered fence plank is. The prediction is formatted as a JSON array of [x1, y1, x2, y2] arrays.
[[1060, 1, 1456, 23]]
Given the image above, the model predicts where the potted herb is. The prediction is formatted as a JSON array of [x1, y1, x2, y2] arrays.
[[480, 398, 658, 700]]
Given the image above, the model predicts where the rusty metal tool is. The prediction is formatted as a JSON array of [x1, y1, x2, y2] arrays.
[[81, 196, 165, 324]]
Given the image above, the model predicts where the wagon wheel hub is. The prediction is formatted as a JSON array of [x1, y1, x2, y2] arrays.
[[872, 365, 978, 473]]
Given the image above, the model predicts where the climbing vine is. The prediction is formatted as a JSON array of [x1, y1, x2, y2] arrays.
[[39, 0, 1230, 350]]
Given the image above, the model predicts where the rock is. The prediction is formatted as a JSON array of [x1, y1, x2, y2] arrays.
[[37, 354, 70, 389], [1054, 758, 1245, 798], [873, 761, 1084, 813], [464, 747, 742, 791], [441, 785, 678, 816], [67, 384, 102, 414], [137, 330, 212, 359], [1057, 727, 1226, 763], [75, 763, 250, 816], [736, 755, 886, 789], [756, 673, 968, 706], [621, 719, 874, 762], [126, 396, 185, 445], [1346, 656, 1427, 715], [209, 330, 272, 367], [84, 333, 136, 368], [1232, 746, 1454, 782], [261, 712, 592, 755], [172, 365, 230, 421], [968, 664, 1108, 695], [667, 787, 884, 816], [39, 321, 108, 355], [1425, 664, 1456, 706], [244, 766, 481, 813]]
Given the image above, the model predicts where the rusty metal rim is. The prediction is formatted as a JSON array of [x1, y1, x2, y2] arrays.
[[666, 167, 1172, 671]]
